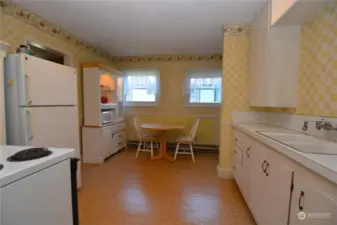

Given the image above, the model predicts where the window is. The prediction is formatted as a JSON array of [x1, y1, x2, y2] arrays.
[[124, 70, 160, 106], [185, 70, 222, 106]]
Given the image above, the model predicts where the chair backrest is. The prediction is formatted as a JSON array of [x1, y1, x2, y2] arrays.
[[189, 118, 200, 140], [134, 117, 143, 139]]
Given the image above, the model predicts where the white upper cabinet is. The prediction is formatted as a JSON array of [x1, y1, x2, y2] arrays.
[[271, 0, 334, 26], [82, 64, 124, 126], [249, 0, 301, 108]]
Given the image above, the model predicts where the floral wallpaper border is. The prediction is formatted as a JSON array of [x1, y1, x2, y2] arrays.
[[110, 54, 222, 62], [0, 0, 223, 62], [0, 0, 111, 59], [223, 25, 248, 37]]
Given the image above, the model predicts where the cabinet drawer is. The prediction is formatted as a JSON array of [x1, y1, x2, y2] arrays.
[[232, 152, 242, 185], [233, 145, 243, 165], [113, 122, 125, 132], [233, 130, 248, 151], [103, 122, 125, 133]]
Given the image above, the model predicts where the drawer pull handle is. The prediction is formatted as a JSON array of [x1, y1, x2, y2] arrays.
[[299, 191, 304, 211], [265, 162, 269, 176], [262, 160, 267, 173], [246, 147, 250, 158]]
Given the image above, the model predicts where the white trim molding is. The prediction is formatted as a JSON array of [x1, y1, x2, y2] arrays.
[[217, 165, 233, 179], [0, 41, 10, 52], [0, 41, 9, 145]]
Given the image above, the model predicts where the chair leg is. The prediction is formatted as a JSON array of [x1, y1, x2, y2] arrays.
[[155, 141, 159, 150], [150, 141, 154, 157], [189, 143, 195, 163], [174, 143, 180, 160], [136, 141, 142, 158]]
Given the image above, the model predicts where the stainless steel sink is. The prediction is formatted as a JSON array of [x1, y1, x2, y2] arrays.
[[257, 131, 337, 155]]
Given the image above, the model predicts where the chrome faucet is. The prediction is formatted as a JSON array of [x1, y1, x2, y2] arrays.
[[302, 119, 337, 131], [316, 119, 337, 131]]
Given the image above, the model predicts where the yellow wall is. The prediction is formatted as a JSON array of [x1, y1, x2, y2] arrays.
[[116, 60, 222, 145], [219, 2, 337, 169], [219, 36, 256, 167], [0, 10, 115, 124], [297, 3, 337, 116]]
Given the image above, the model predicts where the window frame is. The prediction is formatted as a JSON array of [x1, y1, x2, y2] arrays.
[[184, 69, 222, 108], [123, 69, 160, 107]]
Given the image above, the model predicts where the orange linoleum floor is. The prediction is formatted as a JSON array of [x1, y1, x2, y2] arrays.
[[78, 150, 256, 225]]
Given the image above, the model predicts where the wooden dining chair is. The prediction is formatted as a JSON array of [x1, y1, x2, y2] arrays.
[[173, 118, 200, 162], [134, 117, 159, 158]]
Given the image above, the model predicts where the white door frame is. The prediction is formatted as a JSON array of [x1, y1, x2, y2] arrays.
[[0, 41, 10, 144]]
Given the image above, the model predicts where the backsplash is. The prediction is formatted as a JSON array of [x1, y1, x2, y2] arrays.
[[232, 111, 337, 143]]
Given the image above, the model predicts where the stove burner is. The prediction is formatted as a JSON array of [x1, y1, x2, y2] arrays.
[[7, 148, 52, 162], [0, 164, 3, 170]]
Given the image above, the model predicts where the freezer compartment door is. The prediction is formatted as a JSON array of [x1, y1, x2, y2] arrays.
[[18, 54, 78, 106], [19, 106, 80, 158]]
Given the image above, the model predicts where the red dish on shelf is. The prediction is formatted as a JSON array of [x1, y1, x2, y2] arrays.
[[101, 96, 108, 103]]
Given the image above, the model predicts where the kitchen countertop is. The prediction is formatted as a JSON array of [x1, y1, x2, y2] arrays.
[[233, 122, 337, 185], [0, 145, 76, 187]]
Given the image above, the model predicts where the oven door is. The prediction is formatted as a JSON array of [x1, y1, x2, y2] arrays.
[[1, 159, 78, 225]]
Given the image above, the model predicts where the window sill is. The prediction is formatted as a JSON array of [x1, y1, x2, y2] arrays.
[[124, 102, 159, 107], [184, 103, 221, 108]]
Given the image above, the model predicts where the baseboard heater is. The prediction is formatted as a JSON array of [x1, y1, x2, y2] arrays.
[[127, 140, 219, 153]]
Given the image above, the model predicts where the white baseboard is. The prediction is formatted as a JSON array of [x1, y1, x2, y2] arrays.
[[217, 165, 233, 179]]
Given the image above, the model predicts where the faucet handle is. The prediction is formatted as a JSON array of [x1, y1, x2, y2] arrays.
[[302, 121, 308, 131], [316, 119, 323, 130]]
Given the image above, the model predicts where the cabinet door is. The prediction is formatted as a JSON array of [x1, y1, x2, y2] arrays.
[[290, 176, 337, 225], [233, 145, 243, 190], [249, 142, 270, 225], [249, 2, 269, 107], [267, 154, 294, 225], [102, 127, 113, 157], [241, 145, 252, 202]]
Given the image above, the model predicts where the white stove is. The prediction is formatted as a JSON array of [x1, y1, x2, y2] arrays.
[[0, 145, 78, 225], [0, 145, 76, 187]]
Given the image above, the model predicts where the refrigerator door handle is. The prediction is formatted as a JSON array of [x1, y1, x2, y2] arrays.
[[26, 109, 34, 141], [25, 73, 32, 105]]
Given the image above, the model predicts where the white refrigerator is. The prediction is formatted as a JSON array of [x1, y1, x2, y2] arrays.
[[4, 53, 81, 187]]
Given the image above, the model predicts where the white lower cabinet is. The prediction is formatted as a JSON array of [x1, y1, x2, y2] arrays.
[[249, 140, 293, 225], [289, 172, 337, 225], [233, 130, 252, 202], [82, 121, 126, 164], [232, 127, 337, 225], [249, 141, 271, 225]]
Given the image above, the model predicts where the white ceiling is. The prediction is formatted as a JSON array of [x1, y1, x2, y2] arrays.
[[14, 0, 266, 56]]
